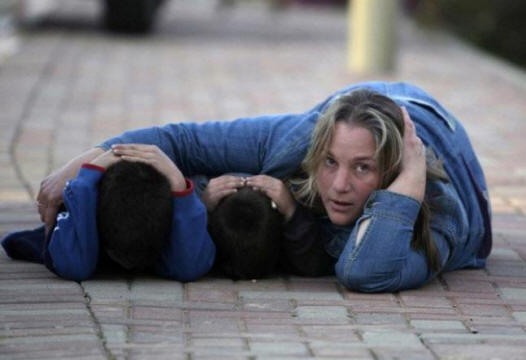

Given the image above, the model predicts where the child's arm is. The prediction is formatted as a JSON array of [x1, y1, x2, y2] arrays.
[[155, 180, 216, 281]]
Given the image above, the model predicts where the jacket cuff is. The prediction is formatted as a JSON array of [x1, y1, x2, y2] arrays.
[[364, 190, 422, 225], [81, 163, 105, 172], [172, 179, 194, 197]]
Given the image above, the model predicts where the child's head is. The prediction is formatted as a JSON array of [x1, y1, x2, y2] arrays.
[[208, 186, 283, 280], [97, 160, 173, 271]]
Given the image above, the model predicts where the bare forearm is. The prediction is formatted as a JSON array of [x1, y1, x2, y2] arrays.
[[63, 147, 105, 179], [37, 147, 104, 231]]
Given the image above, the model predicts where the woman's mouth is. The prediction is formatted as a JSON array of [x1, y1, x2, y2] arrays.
[[329, 199, 353, 212]]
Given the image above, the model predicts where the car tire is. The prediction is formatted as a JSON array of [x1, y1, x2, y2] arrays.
[[103, 0, 164, 33]]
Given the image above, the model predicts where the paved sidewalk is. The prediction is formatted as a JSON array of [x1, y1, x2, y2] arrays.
[[1, 1, 525, 359]]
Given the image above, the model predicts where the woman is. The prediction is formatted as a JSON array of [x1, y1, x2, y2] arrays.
[[36, 81, 491, 292]]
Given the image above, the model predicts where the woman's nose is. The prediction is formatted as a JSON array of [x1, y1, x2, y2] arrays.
[[332, 169, 352, 193]]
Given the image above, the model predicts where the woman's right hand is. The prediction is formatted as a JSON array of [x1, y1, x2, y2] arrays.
[[246, 175, 297, 221], [37, 147, 105, 234], [201, 175, 246, 212]]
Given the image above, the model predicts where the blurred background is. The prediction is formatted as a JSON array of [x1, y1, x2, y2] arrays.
[[2, 0, 524, 67], [0, 0, 525, 225]]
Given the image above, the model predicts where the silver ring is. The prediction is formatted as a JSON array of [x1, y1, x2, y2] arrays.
[[271, 200, 278, 210]]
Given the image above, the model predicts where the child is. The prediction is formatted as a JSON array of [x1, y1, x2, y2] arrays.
[[208, 186, 283, 280], [2, 148, 215, 282], [198, 174, 334, 280]]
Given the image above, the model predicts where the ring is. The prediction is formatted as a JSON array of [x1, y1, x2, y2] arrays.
[[271, 200, 278, 210], [35, 201, 47, 208]]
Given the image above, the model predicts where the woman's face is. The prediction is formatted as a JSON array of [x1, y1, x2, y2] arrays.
[[316, 122, 380, 226]]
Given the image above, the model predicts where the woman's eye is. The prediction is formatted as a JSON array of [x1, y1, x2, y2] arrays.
[[356, 164, 369, 173], [325, 157, 336, 167]]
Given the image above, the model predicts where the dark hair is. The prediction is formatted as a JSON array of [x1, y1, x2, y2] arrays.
[[97, 161, 173, 271], [208, 187, 283, 280]]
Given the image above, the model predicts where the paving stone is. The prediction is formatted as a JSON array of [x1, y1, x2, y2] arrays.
[[245, 324, 300, 336], [0, 348, 106, 360], [81, 279, 130, 303], [0, 333, 101, 346], [489, 247, 524, 261], [471, 324, 526, 335], [0, 325, 97, 338], [362, 330, 424, 349], [130, 277, 185, 303], [191, 337, 246, 348], [101, 324, 128, 344], [499, 287, 526, 302], [422, 333, 526, 345], [400, 295, 453, 308], [128, 324, 184, 342], [188, 287, 238, 303], [90, 304, 127, 319], [131, 305, 183, 321], [512, 312, 526, 322], [239, 290, 342, 301], [457, 303, 512, 318], [410, 320, 466, 331], [248, 341, 309, 356], [443, 279, 496, 293], [430, 344, 526, 360], [353, 313, 407, 325], [310, 341, 372, 358], [295, 305, 349, 320], [301, 326, 363, 342], [242, 299, 293, 312]]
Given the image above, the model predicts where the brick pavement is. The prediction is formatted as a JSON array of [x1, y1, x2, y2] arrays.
[[1, 1, 525, 359]]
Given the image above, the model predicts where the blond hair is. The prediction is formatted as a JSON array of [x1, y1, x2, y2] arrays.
[[291, 90, 447, 271]]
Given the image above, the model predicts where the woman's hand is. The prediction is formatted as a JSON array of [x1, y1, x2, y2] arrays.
[[111, 144, 186, 192], [89, 150, 121, 169], [201, 175, 245, 212], [37, 147, 105, 235], [246, 175, 296, 221], [388, 107, 427, 202]]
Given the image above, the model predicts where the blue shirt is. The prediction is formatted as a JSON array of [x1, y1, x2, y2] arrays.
[[98, 81, 491, 292], [45, 165, 216, 282]]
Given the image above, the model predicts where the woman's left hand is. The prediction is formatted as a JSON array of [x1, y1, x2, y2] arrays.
[[90, 150, 121, 169], [388, 107, 427, 202], [111, 144, 187, 192], [246, 175, 296, 221]]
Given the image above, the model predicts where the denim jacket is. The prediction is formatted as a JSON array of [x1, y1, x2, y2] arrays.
[[99, 81, 491, 292]]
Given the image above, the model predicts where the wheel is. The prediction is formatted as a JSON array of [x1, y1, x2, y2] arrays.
[[103, 0, 165, 33]]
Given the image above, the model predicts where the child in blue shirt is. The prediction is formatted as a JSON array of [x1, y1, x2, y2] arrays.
[[2, 146, 216, 282]]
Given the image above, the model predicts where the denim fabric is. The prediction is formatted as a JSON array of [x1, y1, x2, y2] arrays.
[[99, 81, 491, 292]]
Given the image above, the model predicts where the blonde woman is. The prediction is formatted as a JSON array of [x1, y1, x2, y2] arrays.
[[32, 82, 491, 292]]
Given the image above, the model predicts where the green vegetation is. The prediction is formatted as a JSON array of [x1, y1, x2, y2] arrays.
[[413, 0, 526, 68]]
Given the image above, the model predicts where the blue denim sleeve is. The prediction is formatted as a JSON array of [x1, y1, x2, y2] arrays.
[[335, 190, 450, 293], [155, 189, 216, 282], [97, 111, 319, 178], [47, 168, 103, 281]]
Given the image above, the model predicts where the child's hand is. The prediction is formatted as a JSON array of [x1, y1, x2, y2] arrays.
[[202, 175, 245, 212], [111, 144, 186, 192], [246, 175, 296, 221], [90, 150, 121, 169]]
